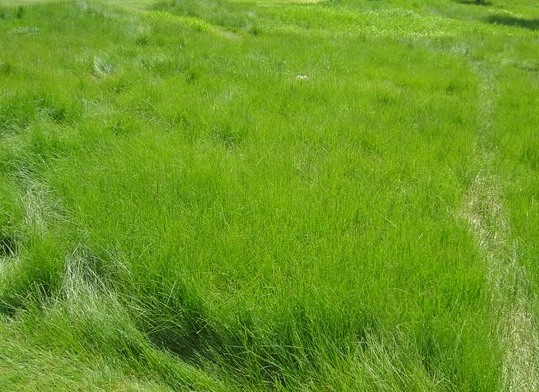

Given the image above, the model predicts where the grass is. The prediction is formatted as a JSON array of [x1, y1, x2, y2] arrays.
[[0, 0, 538, 390]]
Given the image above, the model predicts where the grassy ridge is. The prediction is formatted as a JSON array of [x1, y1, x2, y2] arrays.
[[0, 0, 537, 390]]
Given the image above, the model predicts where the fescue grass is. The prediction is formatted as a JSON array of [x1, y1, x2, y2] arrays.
[[0, 0, 537, 390]]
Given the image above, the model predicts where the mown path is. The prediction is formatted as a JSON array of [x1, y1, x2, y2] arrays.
[[463, 63, 539, 391]]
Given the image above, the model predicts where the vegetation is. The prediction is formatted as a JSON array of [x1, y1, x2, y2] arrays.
[[0, 0, 537, 390]]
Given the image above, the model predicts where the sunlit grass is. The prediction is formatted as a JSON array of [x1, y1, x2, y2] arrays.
[[0, 0, 537, 390]]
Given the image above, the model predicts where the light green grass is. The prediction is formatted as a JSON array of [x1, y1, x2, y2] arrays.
[[0, 0, 538, 390]]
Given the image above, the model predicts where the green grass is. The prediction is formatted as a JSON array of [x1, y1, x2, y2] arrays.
[[1, 0, 538, 390], [493, 66, 539, 318]]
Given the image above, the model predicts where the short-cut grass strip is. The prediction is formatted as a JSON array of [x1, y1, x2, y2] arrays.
[[463, 64, 539, 391]]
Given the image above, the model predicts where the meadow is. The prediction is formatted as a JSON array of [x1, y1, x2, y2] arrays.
[[0, 0, 538, 390]]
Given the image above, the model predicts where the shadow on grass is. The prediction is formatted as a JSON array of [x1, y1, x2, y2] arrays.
[[454, 0, 492, 6], [486, 15, 539, 30], [0, 234, 18, 258]]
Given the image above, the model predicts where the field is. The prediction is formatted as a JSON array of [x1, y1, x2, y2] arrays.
[[0, 0, 538, 390]]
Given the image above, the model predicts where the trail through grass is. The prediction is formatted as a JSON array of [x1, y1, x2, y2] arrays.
[[463, 62, 539, 390]]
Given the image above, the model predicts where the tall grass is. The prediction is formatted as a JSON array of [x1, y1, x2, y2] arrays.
[[1, 0, 537, 390], [492, 66, 539, 322]]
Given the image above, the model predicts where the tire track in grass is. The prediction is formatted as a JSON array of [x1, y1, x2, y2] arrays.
[[462, 63, 539, 391]]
